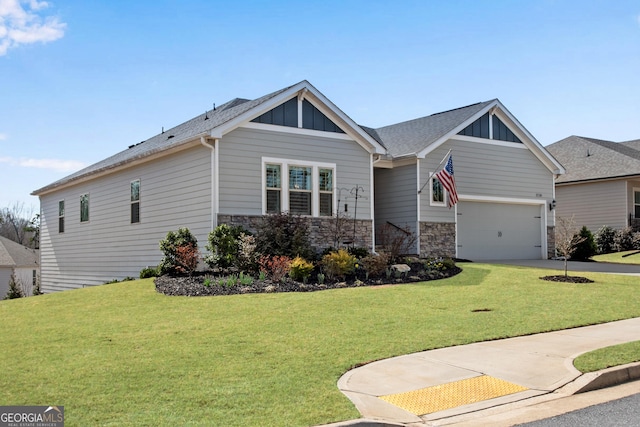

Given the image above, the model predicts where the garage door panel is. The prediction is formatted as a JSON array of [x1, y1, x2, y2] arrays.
[[457, 202, 542, 260]]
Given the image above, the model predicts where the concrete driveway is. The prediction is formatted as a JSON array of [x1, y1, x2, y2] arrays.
[[480, 259, 640, 276]]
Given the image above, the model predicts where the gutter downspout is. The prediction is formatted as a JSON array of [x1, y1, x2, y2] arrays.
[[200, 136, 218, 230]]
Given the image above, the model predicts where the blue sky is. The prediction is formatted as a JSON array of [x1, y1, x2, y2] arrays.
[[1, 0, 639, 211]]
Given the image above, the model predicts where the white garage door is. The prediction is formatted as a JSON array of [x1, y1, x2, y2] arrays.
[[457, 202, 543, 260]]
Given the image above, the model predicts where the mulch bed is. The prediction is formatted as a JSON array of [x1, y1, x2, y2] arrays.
[[540, 275, 595, 283], [155, 265, 462, 297]]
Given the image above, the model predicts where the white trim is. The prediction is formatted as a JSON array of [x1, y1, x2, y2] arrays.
[[633, 186, 640, 218], [429, 173, 447, 207], [369, 154, 376, 251], [459, 194, 546, 205], [452, 134, 528, 149], [241, 121, 354, 140], [261, 157, 337, 217], [213, 139, 220, 228]]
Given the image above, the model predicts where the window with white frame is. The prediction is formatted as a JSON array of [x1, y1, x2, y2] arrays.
[[634, 189, 640, 218], [263, 158, 335, 217], [80, 194, 89, 222], [131, 179, 140, 223], [430, 175, 445, 206]]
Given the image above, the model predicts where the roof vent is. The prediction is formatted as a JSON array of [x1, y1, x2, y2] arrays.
[[204, 110, 209, 120], [167, 135, 174, 139]]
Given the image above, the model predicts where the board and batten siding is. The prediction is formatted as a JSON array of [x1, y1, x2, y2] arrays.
[[421, 139, 555, 223], [555, 180, 627, 231], [39, 146, 212, 292], [219, 127, 374, 218], [374, 164, 418, 236]]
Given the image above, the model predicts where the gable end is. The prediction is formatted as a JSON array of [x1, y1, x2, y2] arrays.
[[251, 97, 345, 134], [458, 112, 522, 143]]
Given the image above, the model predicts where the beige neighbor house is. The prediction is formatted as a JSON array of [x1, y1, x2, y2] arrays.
[[546, 135, 640, 233], [33, 81, 563, 293], [0, 235, 39, 298]]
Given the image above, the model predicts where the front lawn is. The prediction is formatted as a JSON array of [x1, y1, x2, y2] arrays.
[[592, 250, 640, 264], [1, 263, 639, 426], [574, 341, 640, 373]]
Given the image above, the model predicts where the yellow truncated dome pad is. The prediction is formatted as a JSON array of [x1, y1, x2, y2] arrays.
[[379, 375, 528, 415]]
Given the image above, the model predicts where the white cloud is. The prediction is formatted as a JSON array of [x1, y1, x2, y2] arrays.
[[0, 156, 86, 172], [0, 0, 66, 56]]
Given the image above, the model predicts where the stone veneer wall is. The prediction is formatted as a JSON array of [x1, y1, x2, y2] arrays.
[[419, 222, 456, 258], [217, 214, 373, 252], [547, 225, 556, 259]]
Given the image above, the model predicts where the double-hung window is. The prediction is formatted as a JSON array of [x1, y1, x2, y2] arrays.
[[265, 164, 282, 214], [634, 189, 640, 219], [131, 180, 140, 223], [58, 200, 65, 233], [264, 158, 335, 217], [289, 166, 312, 215], [80, 194, 89, 222]]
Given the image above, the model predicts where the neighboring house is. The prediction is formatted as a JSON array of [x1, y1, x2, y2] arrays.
[[546, 135, 640, 232], [33, 81, 563, 293], [0, 235, 39, 298]]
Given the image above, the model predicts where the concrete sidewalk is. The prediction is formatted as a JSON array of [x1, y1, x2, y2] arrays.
[[335, 317, 640, 426]]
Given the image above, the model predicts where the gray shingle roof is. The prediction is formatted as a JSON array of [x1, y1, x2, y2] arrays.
[[546, 135, 640, 183], [366, 100, 496, 158], [0, 236, 39, 268], [32, 84, 297, 195]]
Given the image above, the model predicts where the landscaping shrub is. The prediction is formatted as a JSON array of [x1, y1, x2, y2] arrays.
[[359, 252, 390, 278], [376, 223, 417, 263], [236, 233, 260, 274], [322, 249, 357, 280], [258, 255, 292, 282], [614, 226, 635, 252], [595, 225, 615, 254], [633, 232, 640, 250], [255, 212, 313, 260], [205, 224, 248, 269], [572, 226, 597, 260], [3, 273, 24, 300], [289, 256, 314, 282], [158, 228, 199, 276], [348, 246, 370, 259], [139, 266, 159, 279], [175, 244, 200, 275]]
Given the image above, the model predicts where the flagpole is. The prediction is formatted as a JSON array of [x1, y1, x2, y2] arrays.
[[418, 149, 452, 194]]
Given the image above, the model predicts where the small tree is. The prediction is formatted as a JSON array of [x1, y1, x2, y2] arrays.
[[4, 272, 25, 300], [158, 228, 199, 276], [595, 225, 616, 254], [555, 216, 586, 277], [572, 226, 597, 260]]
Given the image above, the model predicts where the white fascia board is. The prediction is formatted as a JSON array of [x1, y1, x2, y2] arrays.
[[301, 87, 387, 155], [416, 100, 500, 158], [491, 100, 566, 175], [209, 81, 308, 139], [459, 194, 547, 205]]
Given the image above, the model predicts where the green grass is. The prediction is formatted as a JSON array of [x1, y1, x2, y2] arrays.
[[592, 250, 640, 264], [574, 341, 640, 373], [1, 263, 639, 426]]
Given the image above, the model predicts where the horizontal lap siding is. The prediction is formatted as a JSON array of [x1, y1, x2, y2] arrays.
[[39, 146, 211, 292], [556, 180, 627, 231], [374, 165, 418, 236], [219, 127, 373, 218], [422, 139, 554, 223]]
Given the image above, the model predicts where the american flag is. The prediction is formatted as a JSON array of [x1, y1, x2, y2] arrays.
[[435, 155, 458, 208]]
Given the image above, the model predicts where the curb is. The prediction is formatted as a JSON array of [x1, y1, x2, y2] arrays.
[[572, 362, 640, 394], [319, 362, 640, 427]]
